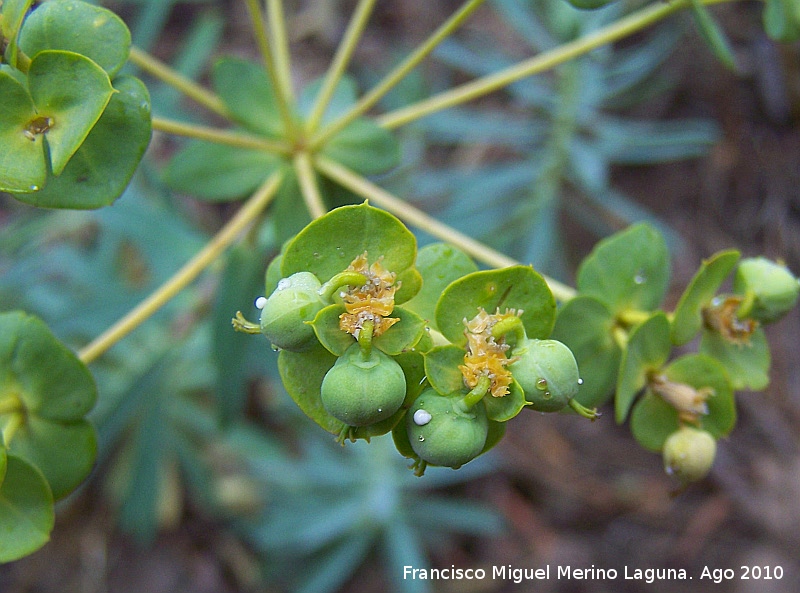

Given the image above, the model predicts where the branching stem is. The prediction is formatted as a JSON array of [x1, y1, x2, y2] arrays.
[[310, 0, 487, 149], [377, 0, 737, 129], [152, 117, 292, 154], [128, 46, 230, 119]]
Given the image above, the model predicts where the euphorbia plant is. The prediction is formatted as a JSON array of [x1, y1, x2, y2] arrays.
[[1, 0, 798, 566]]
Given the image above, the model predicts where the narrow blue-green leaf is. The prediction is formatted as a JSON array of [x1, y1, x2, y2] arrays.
[[163, 140, 281, 202], [212, 57, 286, 137], [295, 532, 376, 593], [689, 0, 737, 71], [763, 0, 800, 42], [213, 244, 268, 424], [322, 117, 400, 176]]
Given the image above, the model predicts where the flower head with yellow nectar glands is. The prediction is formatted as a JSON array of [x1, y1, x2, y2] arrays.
[[459, 308, 522, 398], [339, 252, 400, 339]]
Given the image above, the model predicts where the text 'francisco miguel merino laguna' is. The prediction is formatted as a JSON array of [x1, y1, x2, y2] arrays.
[[403, 564, 690, 584]]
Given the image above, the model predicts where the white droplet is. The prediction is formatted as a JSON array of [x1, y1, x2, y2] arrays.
[[277, 278, 291, 291], [413, 409, 432, 426], [578, 378, 584, 385], [377, 408, 383, 413], [254, 296, 267, 309], [634, 271, 646, 285]]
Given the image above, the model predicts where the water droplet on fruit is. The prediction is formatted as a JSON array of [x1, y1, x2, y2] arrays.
[[377, 408, 383, 413], [418, 435, 425, 442], [413, 409, 432, 426], [536, 378, 548, 390], [255, 296, 267, 309], [277, 278, 291, 291], [578, 378, 584, 385], [543, 391, 552, 400], [634, 271, 647, 285]]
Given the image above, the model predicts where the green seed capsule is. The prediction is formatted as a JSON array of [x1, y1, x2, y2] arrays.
[[406, 388, 489, 468], [259, 272, 325, 351], [320, 343, 406, 427], [509, 339, 580, 412], [734, 257, 799, 323], [662, 426, 717, 483]]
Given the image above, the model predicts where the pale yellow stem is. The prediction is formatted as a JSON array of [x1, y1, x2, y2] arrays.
[[78, 172, 284, 364], [294, 152, 327, 219]]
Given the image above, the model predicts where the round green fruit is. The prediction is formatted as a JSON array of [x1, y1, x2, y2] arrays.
[[734, 257, 799, 323], [663, 426, 717, 483], [320, 343, 406, 427], [258, 271, 324, 351], [406, 388, 489, 468], [509, 339, 580, 412]]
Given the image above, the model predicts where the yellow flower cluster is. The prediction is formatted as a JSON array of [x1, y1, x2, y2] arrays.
[[459, 308, 520, 398], [339, 253, 400, 339]]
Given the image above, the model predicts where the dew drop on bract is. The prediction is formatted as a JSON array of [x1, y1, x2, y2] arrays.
[[536, 378, 548, 390]]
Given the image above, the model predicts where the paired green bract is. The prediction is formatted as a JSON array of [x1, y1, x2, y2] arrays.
[[240, 203, 588, 475], [0, 311, 98, 562], [0, 0, 151, 208], [256, 206, 797, 480]]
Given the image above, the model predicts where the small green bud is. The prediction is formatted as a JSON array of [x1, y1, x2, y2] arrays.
[[406, 388, 489, 468], [320, 343, 406, 427], [663, 426, 717, 483], [734, 257, 799, 323], [509, 339, 581, 412], [258, 272, 325, 351]]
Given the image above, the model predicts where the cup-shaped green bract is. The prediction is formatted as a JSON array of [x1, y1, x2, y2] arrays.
[[320, 343, 406, 427], [734, 257, 799, 323], [259, 271, 324, 351], [662, 426, 717, 483], [509, 339, 580, 412], [406, 388, 489, 468]]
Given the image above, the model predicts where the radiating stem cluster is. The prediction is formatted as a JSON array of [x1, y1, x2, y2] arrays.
[[79, 0, 741, 362]]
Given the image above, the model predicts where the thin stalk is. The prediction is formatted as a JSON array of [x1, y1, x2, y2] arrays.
[[267, 0, 295, 104], [377, 0, 736, 129], [128, 47, 230, 119], [294, 152, 327, 219], [152, 117, 292, 155], [243, 0, 297, 141], [78, 172, 284, 365], [305, 0, 378, 134], [313, 155, 576, 302], [310, 0, 487, 149]]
